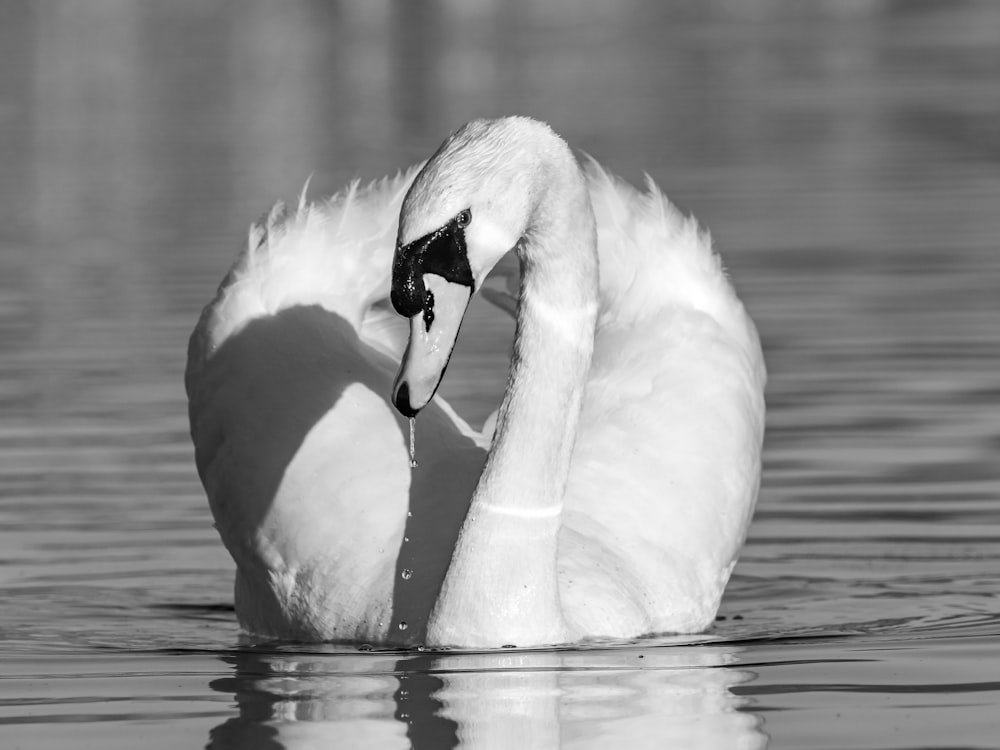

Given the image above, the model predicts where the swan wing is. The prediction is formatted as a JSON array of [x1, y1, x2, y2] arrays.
[[560, 163, 767, 634], [185, 171, 484, 641]]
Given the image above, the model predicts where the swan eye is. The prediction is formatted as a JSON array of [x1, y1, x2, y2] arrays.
[[456, 208, 471, 228]]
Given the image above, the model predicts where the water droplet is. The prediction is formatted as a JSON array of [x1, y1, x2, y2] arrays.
[[403, 536, 409, 543], [359, 643, 373, 652], [401, 568, 413, 580], [398, 621, 408, 631], [408, 417, 419, 469], [407, 510, 412, 518]]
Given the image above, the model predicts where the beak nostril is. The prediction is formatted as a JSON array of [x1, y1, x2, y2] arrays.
[[422, 289, 436, 332]]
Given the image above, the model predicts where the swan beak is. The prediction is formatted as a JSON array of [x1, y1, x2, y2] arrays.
[[391, 274, 472, 417]]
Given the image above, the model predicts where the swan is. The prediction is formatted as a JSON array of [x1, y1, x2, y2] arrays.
[[186, 116, 766, 648]]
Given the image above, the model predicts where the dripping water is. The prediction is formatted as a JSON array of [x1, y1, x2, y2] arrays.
[[408, 417, 418, 469]]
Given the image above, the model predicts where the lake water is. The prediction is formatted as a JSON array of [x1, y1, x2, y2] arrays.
[[1, 2, 998, 748]]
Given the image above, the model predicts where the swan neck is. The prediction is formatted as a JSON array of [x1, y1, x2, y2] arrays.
[[476, 150, 598, 516], [428, 131, 598, 646]]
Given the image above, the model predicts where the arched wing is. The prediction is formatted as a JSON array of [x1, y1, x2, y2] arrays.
[[560, 165, 767, 633]]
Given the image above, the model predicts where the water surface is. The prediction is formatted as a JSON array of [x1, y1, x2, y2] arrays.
[[1, 2, 998, 748]]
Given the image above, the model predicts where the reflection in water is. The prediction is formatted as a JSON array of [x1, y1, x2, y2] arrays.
[[394, 654, 459, 750], [206, 646, 765, 750], [208, 650, 406, 748]]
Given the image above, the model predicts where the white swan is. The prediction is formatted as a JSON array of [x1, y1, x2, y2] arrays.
[[186, 116, 765, 648]]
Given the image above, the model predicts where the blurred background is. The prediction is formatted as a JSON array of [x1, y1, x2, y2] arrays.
[[0, 1, 998, 746], [2, 0, 999, 635], [2, 0, 997, 473], [2, 0, 999, 645]]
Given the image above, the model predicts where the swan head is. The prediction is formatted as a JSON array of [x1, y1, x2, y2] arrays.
[[390, 117, 555, 417]]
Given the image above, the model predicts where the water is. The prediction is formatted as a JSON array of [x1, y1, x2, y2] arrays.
[[409, 418, 419, 470], [1, 1, 998, 748]]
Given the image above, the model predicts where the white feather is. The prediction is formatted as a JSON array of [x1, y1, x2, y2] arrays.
[[186, 119, 765, 646]]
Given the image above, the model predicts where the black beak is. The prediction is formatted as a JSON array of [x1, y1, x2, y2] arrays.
[[391, 213, 475, 324]]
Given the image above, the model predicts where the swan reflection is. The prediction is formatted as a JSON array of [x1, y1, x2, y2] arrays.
[[207, 644, 766, 749]]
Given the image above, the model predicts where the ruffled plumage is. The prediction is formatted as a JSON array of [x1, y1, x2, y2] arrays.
[[186, 137, 765, 644]]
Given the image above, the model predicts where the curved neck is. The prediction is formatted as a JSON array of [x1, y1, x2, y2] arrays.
[[477, 164, 598, 516], [428, 138, 598, 647]]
